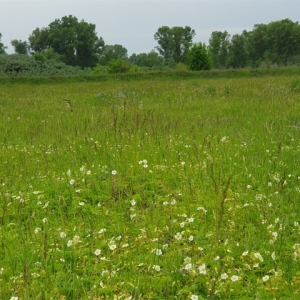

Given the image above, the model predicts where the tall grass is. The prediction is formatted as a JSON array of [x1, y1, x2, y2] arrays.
[[0, 75, 300, 299]]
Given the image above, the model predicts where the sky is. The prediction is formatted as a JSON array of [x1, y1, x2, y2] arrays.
[[0, 0, 299, 55]]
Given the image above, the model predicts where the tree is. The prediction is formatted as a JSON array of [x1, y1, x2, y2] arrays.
[[227, 32, 249, 68], [154, 26, 195, 63], [11, 40, 30, 55], [129, 50, 163, 68], [99, 44, 128, 65], [208, 31, 230, 68], [29, 15, 105, 68], [0, 33, 7, 54], [188, 43, 212, 71]]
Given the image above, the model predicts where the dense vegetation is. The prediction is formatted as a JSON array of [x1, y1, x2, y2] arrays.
[[1, 73, 300, 299], [0, 17, 300, 76]]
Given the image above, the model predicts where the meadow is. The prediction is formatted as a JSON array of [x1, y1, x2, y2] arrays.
[[0, 73, 300, 299]]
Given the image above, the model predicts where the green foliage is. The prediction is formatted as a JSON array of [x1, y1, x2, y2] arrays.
[[209, 19, 300, 69], [99, 44, 128, 65], [11, 39, 30, 55], [188, 43, 212, 71], [0, 33, 7, 54], [227, 32, 250, 68], [175, 62, 188, 71], [0, 54, 90, 76], [208, 31, 230, 69], [129, 50, 164, 68], [107, 58, 130, 73], [29, 15, 105, 68], [92, 63, 108, 74], [154, 26, 195, 63]]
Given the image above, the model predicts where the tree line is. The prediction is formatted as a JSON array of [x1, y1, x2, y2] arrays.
[[0, 16, 299, 75]]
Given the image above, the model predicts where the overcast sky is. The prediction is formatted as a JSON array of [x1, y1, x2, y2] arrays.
[[0, 0, 299, 55]]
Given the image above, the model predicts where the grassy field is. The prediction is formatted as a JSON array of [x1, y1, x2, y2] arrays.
[[1, 74, 300, 299]]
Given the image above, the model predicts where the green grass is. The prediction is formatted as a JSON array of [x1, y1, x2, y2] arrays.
[[1, 74, 300, 299]]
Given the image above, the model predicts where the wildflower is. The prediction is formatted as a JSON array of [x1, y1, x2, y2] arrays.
[[34, 228, 41, 234], [271, 252, 276, 260], [189, 235, 194, 241], [262, 275, 269, 282], [67, 240, 73, 247], [111, 170, 117, 175], [272, 232, 278, 240], [174, 232, 182, 240], [184, 257, 191, 264], [155, 249, 162, 256], [197, 206, 207, 214], [60, 232, 66, 238], [108, 241, 117, 250], [42, 217, 48, 223], [254, 252, 264, 262], [98, 228, 106, 234], [184, 263, 193, 271], [231, 275, 239, 282], [69, 179, 75, 185], [242, 251, 248, 256], [214, 256, 220, 261], [221, 273, 228, 280], [86, 170, 91, 175], [190, 295, 198, 300], [94, 249, 101, 256], [79, 202, 85, 206], [220, 136, 228, 143], [188, 217, 194, 223], [130, 200, 136, 206], [198, 264, 206, 275], [153, 265, 161, 271], [10, 297, 19, 300], [73, 235, 81, 245]]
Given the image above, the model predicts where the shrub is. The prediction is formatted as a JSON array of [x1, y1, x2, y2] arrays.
[[107, 59, 130, 74]]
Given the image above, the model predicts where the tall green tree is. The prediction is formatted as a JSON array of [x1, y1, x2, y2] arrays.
[[154, 26, 195, 63], [266, 19, 299, 65], [227, 32, 249, 68], [208, 31, 230, 68], [11, 40, 30, 55], [129, 51, 163, 68], [29, 15, 105, 68], [0, 33, 7, 54], [188, 43, 212, 71], [99, 44, 128, 65]]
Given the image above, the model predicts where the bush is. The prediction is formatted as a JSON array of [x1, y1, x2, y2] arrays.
[[107, 59, 130, 74], [0, 54, 91, 77], [188, 43, 212, 71]]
